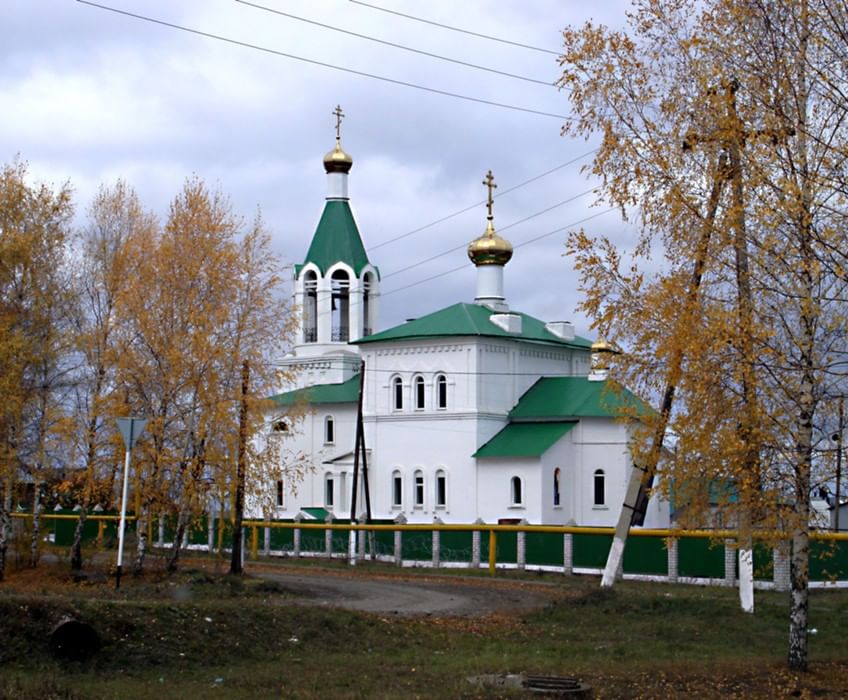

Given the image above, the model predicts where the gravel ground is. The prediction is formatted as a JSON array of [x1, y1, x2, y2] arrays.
[[252, 565, 557, 617]]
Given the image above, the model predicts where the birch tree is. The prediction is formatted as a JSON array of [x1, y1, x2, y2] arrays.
[[0, 160, 74, 580], [68, 180, 156, 571], [560, 0, 848, 671]]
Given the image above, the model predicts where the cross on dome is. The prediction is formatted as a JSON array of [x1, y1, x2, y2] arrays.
[[333, 104, 345, 141], [482, 169, 497, 219]]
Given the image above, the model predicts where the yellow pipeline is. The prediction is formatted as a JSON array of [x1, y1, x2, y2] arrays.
[[237, 519, 848, 542]]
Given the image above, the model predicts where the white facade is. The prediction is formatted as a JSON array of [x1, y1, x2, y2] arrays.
[[264, 140, 669, 529]]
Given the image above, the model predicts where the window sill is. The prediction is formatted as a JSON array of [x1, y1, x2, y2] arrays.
[[508, 505, 525, 510], [592, 505, 608, 510], [553, 506, 562, 510]]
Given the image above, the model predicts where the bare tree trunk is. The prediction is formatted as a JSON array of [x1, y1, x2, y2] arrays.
[[29, 480, 41, 567], [70, 506, 87, 571], [166, 505, 190, 573], [133, 505, 148, 575], [0, 474, 12, 582], [789, 494, 811, 670]]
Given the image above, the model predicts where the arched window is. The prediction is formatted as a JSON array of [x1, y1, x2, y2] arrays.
[[435, 469, 447, 508], [330, 269, 350, 341], [436, 373, 448, 410], [275, 479, 285, 508], [391, 470, 402, 508], [392, 376, 403, 410], [413, 469, 425, 508], [272, 419, 288, 433], [325, 473, 335, 508], [302, 270, 318, 343], [553, 468, 561, 507], [324, 415, 335, 444], [414, 375, 425, 410], [593, 469, 605, 506], [362, 272, 374, 337], [511, 476, 523, 507]]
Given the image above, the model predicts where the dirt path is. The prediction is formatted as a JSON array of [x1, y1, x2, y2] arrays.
[[252, 565, 557, 617]]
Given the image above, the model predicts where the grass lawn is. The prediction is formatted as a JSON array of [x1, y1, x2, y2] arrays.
[[0, 555, 846, 699]]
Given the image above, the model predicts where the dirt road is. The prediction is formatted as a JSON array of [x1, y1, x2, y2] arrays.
[[252, 565, 556, 617]]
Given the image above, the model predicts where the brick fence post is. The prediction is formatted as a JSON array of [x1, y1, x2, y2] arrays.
[[563, 533, 573, 575], [293, 513, 303, 558], [472, 518, 484, 569], [393, 513, 406, 567], [517, 519, 528, 571], [432, 517, 442, 568]]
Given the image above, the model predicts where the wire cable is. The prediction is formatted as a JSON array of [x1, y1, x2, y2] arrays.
[[349, 0, 562, 57], [381, 207, 616, 298], [77, 1, 570, 120], [236, 0, 555, 87], [382, 187, 596, 280], [370, 148, 597, 251]]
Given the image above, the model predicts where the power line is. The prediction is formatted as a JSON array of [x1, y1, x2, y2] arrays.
[[77, 1, 570, 120], [382, 187, 596, 280], [349, 0, 563, 57], [370, 149, 597, 252], [381, 207, 616, 298], [236, 0, 554, 87]]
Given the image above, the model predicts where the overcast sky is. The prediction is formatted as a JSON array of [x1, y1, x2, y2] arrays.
[[2, 0, 636, 343]]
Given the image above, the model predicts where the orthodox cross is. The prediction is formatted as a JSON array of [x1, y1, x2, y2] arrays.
[[333, 105, 345, 140], [482, 170, 497, 219]]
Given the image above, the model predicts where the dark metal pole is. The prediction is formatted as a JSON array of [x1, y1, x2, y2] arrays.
[[836, 396, 844, 532], [350, 362, 365, 523]]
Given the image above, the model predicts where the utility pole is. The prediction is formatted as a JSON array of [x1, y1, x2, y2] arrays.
[[349, 361, 372, 563], [230, 359, 250, 575], [601, 150, 728, 587], [835, 396, 844, 533]]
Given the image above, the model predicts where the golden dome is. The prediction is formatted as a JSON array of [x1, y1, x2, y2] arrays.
[[591, 339, 616, 354], [323, 139, 353, 173], [468, 219, 513, 266]]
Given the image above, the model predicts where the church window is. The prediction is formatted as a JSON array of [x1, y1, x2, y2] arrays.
[[414, 470, 425, 508], [272, 419, 288, 433], [392, 376, 403, 410], [392, 470, 402, 508], [554, 468, 561, 507], [414, 375, 425, 410], [276, 479, 284, 508], [435, 469, 447, 508], [330, 269, 350, 342], [362, 272, 374, 337], [593, 469, 605, 506], [303, 270, 318, 343], [325, 473, 335, 508], [436, 374, 447, 409], [324, 415, 335, 444], [511, 476, 524, 507]]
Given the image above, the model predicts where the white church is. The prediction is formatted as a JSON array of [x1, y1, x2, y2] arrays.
[[268, 115, 669, 529]]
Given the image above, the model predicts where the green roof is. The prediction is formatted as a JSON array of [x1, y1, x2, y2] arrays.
[[300, 200, 371, 276], [509, 377, 652, 420], [300, 507, 331, 521], [354, 302, 592, 348], [270, 374, 359, 406], [474, 421, 577, 458]]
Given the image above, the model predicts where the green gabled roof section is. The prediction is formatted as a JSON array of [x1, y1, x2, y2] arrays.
[[270, 374, 360, 407], [509, 377, 653, 420], [300, 200, 372, 277], [353, 302, 592, 348], [474, 421, 577, 458]]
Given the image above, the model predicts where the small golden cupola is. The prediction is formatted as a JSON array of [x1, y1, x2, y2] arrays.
[[589, 338, 621, 381], [323, 104, 353, 174], [467, 170, 513, 266], [469, 170, 512, 311]]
